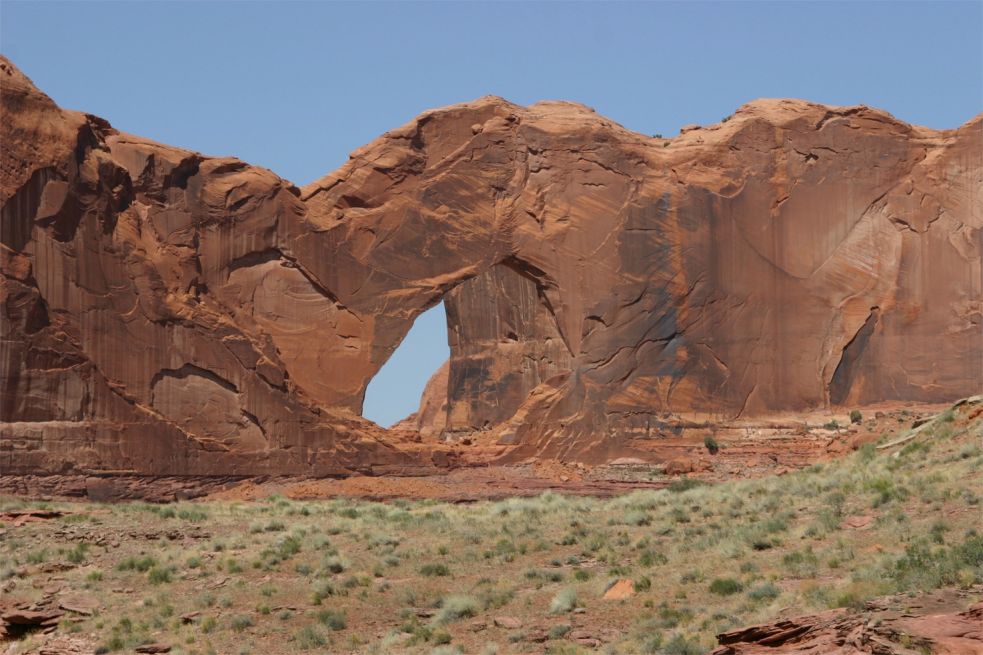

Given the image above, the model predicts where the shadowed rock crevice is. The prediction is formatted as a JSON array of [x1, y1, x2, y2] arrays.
[[151, 363, 239, 394], [1, 167, 59, 250], [829, 307, 880, 406]]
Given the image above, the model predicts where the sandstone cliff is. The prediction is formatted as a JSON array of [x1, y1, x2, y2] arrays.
[[2, 55, 980, 474]]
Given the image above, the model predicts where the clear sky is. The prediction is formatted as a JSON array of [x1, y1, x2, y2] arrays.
[[3, 1, 981, 426]]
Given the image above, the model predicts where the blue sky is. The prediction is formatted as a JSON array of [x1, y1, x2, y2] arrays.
[[3, 1, 981, 426]]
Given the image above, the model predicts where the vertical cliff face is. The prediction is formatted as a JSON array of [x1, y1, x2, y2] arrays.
[[2, 54, 980, 473], [310, 95, 980, 459], [0, 58, 412, 476]]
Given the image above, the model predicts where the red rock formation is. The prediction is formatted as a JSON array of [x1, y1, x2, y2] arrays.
[[0, 57, 411, 476], [714, 590, 983, 654], [392, 361, 449, 440], [2, 54, 980, 475]]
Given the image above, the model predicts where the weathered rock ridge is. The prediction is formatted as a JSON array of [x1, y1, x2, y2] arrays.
[[2, 55, 980, 475], [713, 588, 983, 654]]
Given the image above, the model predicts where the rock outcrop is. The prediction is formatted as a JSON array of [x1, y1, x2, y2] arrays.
[[2, 54, 980, 475], [392, 361, 450, 440], [714, 589, 983, 654]]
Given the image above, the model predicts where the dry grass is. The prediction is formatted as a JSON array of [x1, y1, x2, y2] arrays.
[[2, 405, 981, 654]]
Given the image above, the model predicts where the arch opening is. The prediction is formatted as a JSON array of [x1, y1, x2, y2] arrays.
[[362, 301, 450, 428]]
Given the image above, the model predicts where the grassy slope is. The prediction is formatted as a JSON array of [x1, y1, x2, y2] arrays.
[[2, 403, 981, 655]]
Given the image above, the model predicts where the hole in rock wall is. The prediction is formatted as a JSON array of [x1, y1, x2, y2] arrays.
[[362, 302, 450, 428]]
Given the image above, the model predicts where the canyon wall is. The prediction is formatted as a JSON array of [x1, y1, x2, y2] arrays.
[[2, 55, 980, 473]]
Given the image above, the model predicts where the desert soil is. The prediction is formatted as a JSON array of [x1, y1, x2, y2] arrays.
[[1, 401, 981, 654]]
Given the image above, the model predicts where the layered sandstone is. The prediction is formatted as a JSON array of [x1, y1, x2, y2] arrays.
[[2, 55, 980, 475], [714, 589, 983, 654]]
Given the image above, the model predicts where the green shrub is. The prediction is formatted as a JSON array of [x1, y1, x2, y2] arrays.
[[27, 549, 48, 564], [478, 587, 514, 610], [95, 635, 126, 653], [420, 562, 450, 577], [639, 633, 663, 653], [548, 623, 572, 639], [147, 566, 173, 585], [116, 555, 157, 573], [782, 547, 819, 577], [850, 410, 863, 424], [276, 535, 302, 559], [930, 521, 950, 544], [230, 614, 253, 632], [747, 582, 780, 602], [294, 625, 327, 648], [400, 617, 433, 644], [901, 440, 931, 457], [866, 477, 908, 507], [640, 549, 669, 567], [704, 436, 720, 455], [66, 544, 88, 564], [889, 533, 983, 591], [668, 478, 705, 493], [708, 578, 743, 596], [178, 508, 208, 522], [959, 444, 982, 459], [312, 580, 337, 604], [318, 555, 344, 574], [833, 589, 872, 609], [525, 567, 564, 582], [662, 633, 703, 655], [316, 608, 347, 631], [433, 594, 480, 625]]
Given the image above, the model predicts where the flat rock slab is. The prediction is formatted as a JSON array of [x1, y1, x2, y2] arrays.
[[843, 515, 875, 529], [493, 616, 523, 629], [602, 578, 635, 600]]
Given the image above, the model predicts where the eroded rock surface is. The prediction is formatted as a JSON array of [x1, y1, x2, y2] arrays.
[[714, 588, 983, 654], [2, 54, 981, 475]]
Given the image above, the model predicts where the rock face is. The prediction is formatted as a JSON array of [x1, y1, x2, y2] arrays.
[[2, 55, 981, 474], [0, 57, 412, 476]]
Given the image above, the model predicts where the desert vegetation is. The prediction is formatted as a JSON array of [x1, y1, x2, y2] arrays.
[[1, 404, 980, 654]]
